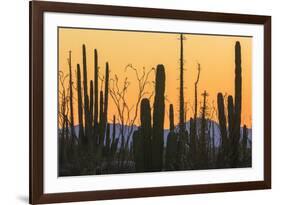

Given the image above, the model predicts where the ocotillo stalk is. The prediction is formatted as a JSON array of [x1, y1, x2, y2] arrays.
[[140, 98, 152, 171], [169, 104, 175, 131], [82, 44, 90, 137], [93, 49, 99, 131], [179, 34, 185, 134], [76, 64, 84, 141], [152, 64, 166, 171], [68, 51, 75, 139]]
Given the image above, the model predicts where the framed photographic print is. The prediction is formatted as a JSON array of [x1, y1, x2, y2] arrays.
[[30, 1, 271, 204]]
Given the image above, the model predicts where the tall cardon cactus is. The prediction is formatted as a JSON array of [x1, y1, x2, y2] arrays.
[[231, 41, 242, 167], [152, 64, 166, 171]]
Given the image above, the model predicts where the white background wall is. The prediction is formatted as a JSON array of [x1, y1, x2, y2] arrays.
[[0, 0, 278, 204]]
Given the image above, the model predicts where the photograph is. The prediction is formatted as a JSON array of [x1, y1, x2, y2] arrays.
[[58, 28, 252, 176]]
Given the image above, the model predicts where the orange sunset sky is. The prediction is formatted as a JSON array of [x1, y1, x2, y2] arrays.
[[58, 27, 252, 129]]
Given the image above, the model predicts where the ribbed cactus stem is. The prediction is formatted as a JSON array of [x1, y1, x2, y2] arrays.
[[152, 64, 166, 171], [140, 98, 152, 171], [231, 41, 242, 167]]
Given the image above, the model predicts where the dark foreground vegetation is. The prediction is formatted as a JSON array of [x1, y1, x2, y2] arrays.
[[58, 34, 251, 176]]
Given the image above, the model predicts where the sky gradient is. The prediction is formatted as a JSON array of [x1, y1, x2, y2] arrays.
[[58, 27, 252, 129]]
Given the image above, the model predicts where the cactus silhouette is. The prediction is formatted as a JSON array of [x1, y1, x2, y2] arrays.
[[198, 91, 208, 168], [165, 104, 177, 170], [227, 95, 234, 140], [176, 34, 187, 170], [179, 34, 185, 134], [99, 90, 104, 145], [217, 92, 228, 167], [140, 98, 152, 171], [231, 41, 242, 167], [217, 93, 227, 146], [90, 80, 94, 126], [82, 45, 90, 139], [133, 130, 144, 172], [189, 117, 197, 168], [93, 49, 99, 145], [152, 64, 166, 171], [76, 64, 84, 141], [169, 104, 175, 131]]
